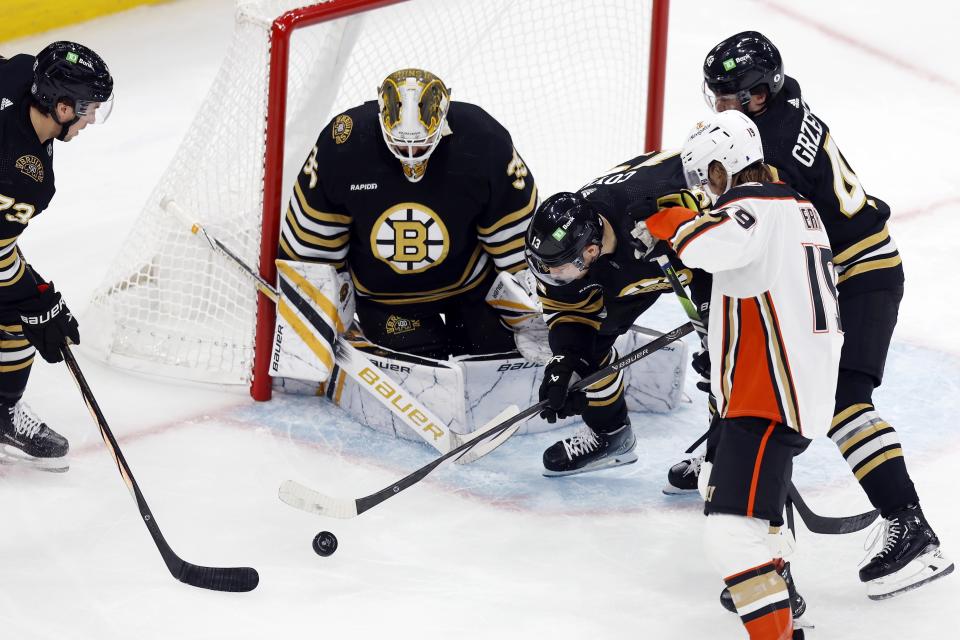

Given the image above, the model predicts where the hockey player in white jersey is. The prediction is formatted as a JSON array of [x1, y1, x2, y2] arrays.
[[636, 110, 842, 639]]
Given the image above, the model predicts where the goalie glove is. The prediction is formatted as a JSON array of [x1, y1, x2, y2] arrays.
[[17, 282, 79, 363], [486, 270, 552, 363]]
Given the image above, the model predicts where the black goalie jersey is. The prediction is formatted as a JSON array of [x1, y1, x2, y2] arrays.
[[540, 151, 711, 359], [753, 76, 902, 295], [278, 100, 537, 308], [0, 55, 54, 304]]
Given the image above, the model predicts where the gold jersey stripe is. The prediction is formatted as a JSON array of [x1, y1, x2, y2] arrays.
[[854, 449, 903, 481], [548, 315, 601, 330], [588, 386, 623, 407], [294, 181, 352, 224], [0, 250, 18, 269], [0, 261, 26, 287], [482, 236, 525, 255], [353, 245, 485, 298], [476, 186, 538, 235], [360, 268, 489, 305], [0, 338, 29, 348], [833, 225, 889, 265], [0, 357, 34, 373], [831, 402, 873, 429], [839, 421, 894, 454], [0, 237, 18, 248], [285, 207, 350, 248], [837, 255, 902, 284]]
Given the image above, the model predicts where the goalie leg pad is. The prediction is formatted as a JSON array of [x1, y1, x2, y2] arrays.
[[270, 261, 354, 382]]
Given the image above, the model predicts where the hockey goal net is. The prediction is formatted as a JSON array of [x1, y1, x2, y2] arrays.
[[85, 0, 670, 399]]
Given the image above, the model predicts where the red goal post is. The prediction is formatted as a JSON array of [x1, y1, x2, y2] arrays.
[[255, 0, 671, 400]]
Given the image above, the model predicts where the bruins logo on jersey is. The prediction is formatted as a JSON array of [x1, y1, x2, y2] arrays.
[[15, 155, 44, 183], [332, 114, 353, 144], [385, 314, 421, 335], [370, 202, 449, 274]]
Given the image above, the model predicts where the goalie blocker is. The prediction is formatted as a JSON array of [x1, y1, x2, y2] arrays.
[[271, 267, 687, 440]]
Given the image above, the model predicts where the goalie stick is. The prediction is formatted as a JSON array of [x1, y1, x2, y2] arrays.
[[62, 345, 259, 592], [278, 322, 696, 519], [163, 197, 516, 463], [654, 254, 881, 534]]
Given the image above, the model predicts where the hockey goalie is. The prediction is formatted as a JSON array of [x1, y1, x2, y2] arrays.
[[266, 68, 686, 447]]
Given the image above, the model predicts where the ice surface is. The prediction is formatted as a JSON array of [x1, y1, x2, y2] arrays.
[[1, 0, 958, 637]]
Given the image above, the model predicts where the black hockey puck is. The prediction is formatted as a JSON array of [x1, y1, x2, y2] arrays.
[[312, 531, 338, 557]]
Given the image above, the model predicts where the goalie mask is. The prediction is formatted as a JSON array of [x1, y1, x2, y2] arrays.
[[680, 111, 764, 202], [377, 69, 451, 183], [525, 192, 604, 287]]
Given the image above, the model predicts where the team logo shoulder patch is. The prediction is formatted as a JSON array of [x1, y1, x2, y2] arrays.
[[385, 315, 421, 335], [370, 202, 449, 274], [332, 114, 353, 144], [15, 155, 44, 183]]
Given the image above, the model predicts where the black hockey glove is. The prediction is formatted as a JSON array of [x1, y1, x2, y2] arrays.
[[17, 282, 79, 364], [691, 345, 711, 394], [539, 353, 590, 423]]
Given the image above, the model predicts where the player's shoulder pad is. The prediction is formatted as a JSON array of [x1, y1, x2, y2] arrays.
[[446, 101, 514, 154], [0, 54, 36, 98], [320, 100, 379, 151]]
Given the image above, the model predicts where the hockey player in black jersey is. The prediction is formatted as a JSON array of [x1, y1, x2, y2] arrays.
[[524, 153, 711, 476], [0, 42, 113, 470], [277, 68, 536, 360], [690, 31, 952, 600]]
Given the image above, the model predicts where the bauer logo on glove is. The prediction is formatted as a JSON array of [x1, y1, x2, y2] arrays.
[[17, 282, 80, 364]]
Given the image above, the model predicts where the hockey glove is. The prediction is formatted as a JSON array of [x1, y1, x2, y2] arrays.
[[655, 188, 711, 215], [630, 221, 661, 260], [539, 353, 590, 423], [17, 282, 79, 364], [691, 343, 711, 394]]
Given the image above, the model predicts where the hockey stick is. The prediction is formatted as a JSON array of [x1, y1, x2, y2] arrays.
[[278, 321, 696, 519], [163, 197, 516, 463], [61, 345, 259, 592], [787, 484, 880, 535]]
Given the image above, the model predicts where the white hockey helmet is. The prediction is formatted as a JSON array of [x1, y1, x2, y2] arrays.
[[680, 110, 764, 202], [377, 68, 451, 183]]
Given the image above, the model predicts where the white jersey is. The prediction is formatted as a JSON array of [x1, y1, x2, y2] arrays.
[[648, 181, 843, 438]]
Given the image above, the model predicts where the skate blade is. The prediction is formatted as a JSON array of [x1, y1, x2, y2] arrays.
[[662, 484, 699, 496], [0, 447, 69, 473], [866, 546, 954, 600], [542, 450, 638, 477]]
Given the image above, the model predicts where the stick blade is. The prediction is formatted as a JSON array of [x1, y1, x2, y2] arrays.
[[176, 563, 260, 592], [279, 479, 359, 519], [453, 405, 521, 465]]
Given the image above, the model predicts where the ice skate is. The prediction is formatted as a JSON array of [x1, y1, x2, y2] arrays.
[[663, 453, 704, 495], [542, 423, 637, 477], [0, 401, 69, 472], [860, 504, 954, 600]]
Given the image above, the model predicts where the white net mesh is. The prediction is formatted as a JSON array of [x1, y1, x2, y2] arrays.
[[86, 0, 655, 386]]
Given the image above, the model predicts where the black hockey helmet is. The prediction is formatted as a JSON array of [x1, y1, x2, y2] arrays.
[[703, 31, 783, 110], [525, 192, 604, 286], [32, 41, 114, 137]]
